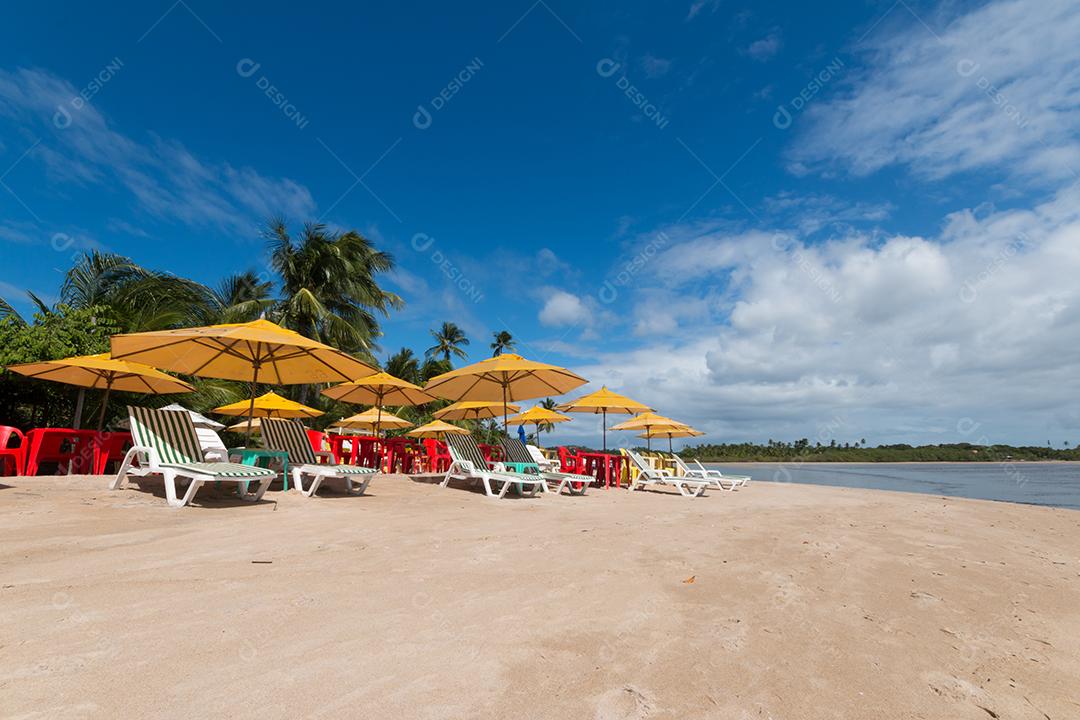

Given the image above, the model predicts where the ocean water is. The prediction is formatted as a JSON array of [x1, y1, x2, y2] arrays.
[[703, 462, 1080, 510]]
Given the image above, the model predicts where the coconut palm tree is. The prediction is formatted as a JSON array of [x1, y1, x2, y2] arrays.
[[490, 330, 515, 356], [426, 322, 469, 364], [266, 218, 401, 354], [385, 347, 421, 385]]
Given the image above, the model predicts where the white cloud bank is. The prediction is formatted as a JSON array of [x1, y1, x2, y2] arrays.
[[790, 0, 1080, 181], [552, 0, 1080, 449]]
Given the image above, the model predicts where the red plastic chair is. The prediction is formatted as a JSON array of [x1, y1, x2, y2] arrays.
[[24, 428, 97, 475], [306, 428, 327, 453], [421, 438, 451, 473], [557, 446, 583, 474], [0, 425, 26, 476]]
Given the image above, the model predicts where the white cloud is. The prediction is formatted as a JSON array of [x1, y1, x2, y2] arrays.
[[791, 0, 1080, 181], [640, 55, 673, 79], [539, 290, 592, 328], [578, 182, 1080, 446], [745, 30, 782, 61], [685, 0, 721, 21], [0, 67, 316, 234]]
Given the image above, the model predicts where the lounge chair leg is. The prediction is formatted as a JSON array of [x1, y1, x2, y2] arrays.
[[345, 475, 371, 496], [497, 478, 512, 499], [241, 477, 272, 502], [110, 447, 140, 490]]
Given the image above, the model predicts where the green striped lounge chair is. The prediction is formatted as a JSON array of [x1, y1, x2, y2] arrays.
[[441, 433, 547, 499], [110, 405, 275, 508], [261, 418, 376, 497], [626, 449, 710, 498], [500, 437, 595, 496]]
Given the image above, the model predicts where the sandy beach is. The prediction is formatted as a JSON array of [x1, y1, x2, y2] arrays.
[[2, 475, 1078, 720]]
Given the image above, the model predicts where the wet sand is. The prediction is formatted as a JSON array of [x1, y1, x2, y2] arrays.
[[1, 474, 1078, 719]]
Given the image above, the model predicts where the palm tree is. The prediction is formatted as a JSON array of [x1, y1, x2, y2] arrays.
[[209, 271, 274, 324], [420, 356, 451, 382], [537, 397, 558, 436], [385, 347, 420, 384], [490, 330, 515, 356], [266, 218, 401, 353], [426, 322, 469, 364]]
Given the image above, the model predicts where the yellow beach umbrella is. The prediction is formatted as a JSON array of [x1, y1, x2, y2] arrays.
[[322, 371, 433, 438], [228, 417, 263, 435], [110, 318, 377, 442], [424, 353, 587, 432], [406, 420, 470, 438], [637, 425, 704, 452], [334, 408, 413, 433], [6, 352, 193, 431], [611, 412, 688, 451], [505, 406, 572, 448], [557, 386, 652, 451], [433, 400, 521, 422], [213, 390, 323, 419]]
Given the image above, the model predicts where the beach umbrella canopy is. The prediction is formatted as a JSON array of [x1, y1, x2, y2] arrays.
[[637, 424, 705, 452], [334, 408, 413, 432], [227, 417, 263, 434], [109, 318, 377, 442], [424, 353, 587, 432], [406, 420, 470, 438], [6, 352, 193, 431], [322, 371, 433, 438], [557, 386, 651, 451], [213, 390, 323, 419], [505, 406, 572, 448], [433, 400, 520, 422], [611, 412, 688, 451], [322, 372, 433, 406]]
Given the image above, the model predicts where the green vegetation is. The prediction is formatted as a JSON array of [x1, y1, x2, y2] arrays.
[[679, 439, 1080, 463]]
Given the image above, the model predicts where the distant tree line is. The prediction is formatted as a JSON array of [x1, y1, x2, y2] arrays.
[[679, 440, 1080, 463]]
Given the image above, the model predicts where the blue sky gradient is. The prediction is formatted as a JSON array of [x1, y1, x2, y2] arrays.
[[4, 1, 1080, 447]]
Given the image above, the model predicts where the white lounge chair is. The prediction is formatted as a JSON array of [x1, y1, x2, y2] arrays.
[[261, 418, 376, 497], [524, 444, 561, 472], [671, 453, 750, 490], [442, 433, 547, 499], [110, 405, 275, 508], [504, 438, 595, 495], [626, 449, 710, 497]]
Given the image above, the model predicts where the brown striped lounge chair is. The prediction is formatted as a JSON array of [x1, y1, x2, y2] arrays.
[[110, 405, 275, 508], [261, 418, 377, 498]]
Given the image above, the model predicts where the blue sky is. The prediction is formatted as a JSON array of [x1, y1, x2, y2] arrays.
[[4, 0, 1080, 448]]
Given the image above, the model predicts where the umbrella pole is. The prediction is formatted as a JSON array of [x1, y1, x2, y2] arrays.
[[602, 408, 607, 452], [669, 435, 673, 453], [73, 388, 85, 430], [375, 395, 384, 472], [535, 421, 541, 448], [245, 362, 260, 446], [501, 382, 508, 435], [95, 378, 113, 433]]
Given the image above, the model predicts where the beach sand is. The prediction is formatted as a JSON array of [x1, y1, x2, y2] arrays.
[[1, 474, 1078, 720]]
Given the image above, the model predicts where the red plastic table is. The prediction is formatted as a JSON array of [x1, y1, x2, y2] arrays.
[[577, 452, 627, 488]]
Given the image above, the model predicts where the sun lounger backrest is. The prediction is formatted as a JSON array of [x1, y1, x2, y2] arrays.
[[625, 449, 652, 473], [500, 437, 536, 465], [128, 405, 203, 465], [671, 453, 692, 474], [446, 433, 490, 469], [262, 418, 318, 465]]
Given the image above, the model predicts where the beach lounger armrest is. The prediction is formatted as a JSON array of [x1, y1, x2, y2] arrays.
[[203, 447, 228, 462]]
